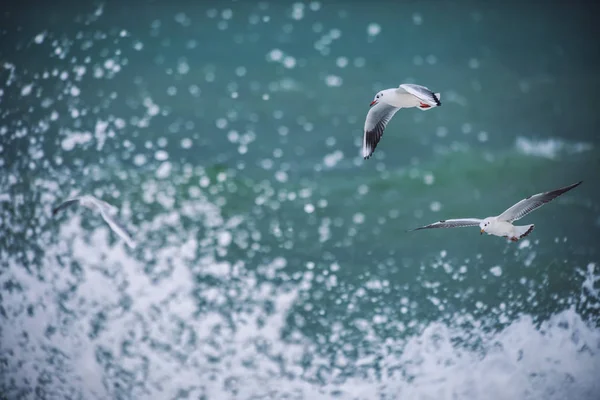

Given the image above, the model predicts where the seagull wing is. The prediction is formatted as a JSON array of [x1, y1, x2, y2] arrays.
[[80, 195, 118, 214], [362, 101, 400, 159], [398, 83, 441, 106], [52, 198, 81, 216], [408, 218, 482, 231], [99, 210, 137, 249], [497, 181, 582, 223]]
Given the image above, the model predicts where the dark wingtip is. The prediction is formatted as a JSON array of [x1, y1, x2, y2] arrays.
[[565, 181, 583, 192], [519, 225, 535, 239], [52, 207, 59, 216]]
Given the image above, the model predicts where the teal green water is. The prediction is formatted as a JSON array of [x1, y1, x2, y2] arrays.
[[1, 2, 600, 399]]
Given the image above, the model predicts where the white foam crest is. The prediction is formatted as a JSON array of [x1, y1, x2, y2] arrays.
[[516, 136, 593, 159], [1, 200, 599, 399]]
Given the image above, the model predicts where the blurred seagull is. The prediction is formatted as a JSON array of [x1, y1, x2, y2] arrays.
[[408, 181, 582, 242], [363, 83, 441, 159], [53, 195, 137, 249]]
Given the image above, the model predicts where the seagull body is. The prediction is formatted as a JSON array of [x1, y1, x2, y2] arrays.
[[363, 83, 441, 159], [409, 181, 582, 242], [53, 195, 137, 249]]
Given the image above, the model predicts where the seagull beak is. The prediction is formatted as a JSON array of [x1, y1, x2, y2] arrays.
[[370, 100, 377, 107], [480, 229, 484, 235]]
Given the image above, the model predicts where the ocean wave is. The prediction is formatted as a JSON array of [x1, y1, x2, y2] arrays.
[[1, 212, 598, 399]]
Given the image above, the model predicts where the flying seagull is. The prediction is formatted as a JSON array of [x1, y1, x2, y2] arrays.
[[409, 181, 582, 242], [52, 195, 137, 249], [363, 83, 441, 160]]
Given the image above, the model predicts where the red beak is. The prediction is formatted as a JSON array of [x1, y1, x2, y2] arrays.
[[370, 100, 377, 107]]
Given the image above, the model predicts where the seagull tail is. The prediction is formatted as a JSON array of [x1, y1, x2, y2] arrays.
[[417, 93, 441, 110], [515, 224, 535, 240]]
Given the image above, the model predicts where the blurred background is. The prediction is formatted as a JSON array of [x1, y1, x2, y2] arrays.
[[1, 1, 599, 399]]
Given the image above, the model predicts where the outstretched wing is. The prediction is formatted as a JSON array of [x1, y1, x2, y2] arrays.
[[362, 101, 400, 159], [398, 83, 441, 106], [497, 181, 582, 222], [99, 210, 137, 249], [88, 196, 119, 215], [408, 218, 482, 231], [52, 198, 81, 216]]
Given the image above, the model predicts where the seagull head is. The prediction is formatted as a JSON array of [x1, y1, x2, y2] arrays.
[[479, 218, 493, 234], [370, 91, 383, 107]]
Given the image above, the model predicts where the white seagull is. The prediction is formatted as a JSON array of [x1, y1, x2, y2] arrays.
[[409, 181, 582, 242], [363, 83, 441, 159], [53, 195, 137, 249]]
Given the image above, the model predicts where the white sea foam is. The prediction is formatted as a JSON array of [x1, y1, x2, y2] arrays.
[[516, 136, 593, 159], [1, 209, 599, 400]]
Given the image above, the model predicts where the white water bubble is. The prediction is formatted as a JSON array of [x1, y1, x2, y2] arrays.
[[217, 231, 232, 247], [155, 161, 172, 178], [133, 154, 147, 166], [177, 61, 190, 75], [104, 59, 115, 70], [275, 170, 288, 183], [490, 266, 503, 277], [412, 13, 423, 25], [216, 118, 228, 129], [518, 239, 530, 249], [199, 176, 210, 187], [222, 9, 233, 20], [235, 66, 247, 77], [114, 118, 125, 129], [353, 213, 365, 224], [330, 29, 341, 39], [430, 201, 442, 212], [291, 3, 304, 20], [304, 203, 315, 213], [325, 75, 343, 87], [34, 32, 46, 44], [323, 150, 343, 167], [283, 56, 296, 69], [367, 23, 381, 36], [267, 49, 283, 62], [336, 57, 348, 68], [21, 84, 33, 96], [469, 58, 480, 69], [181, 138, 192, 149], [423, 173, 435, 185], [147, 104, 159, 116], [155, 150, 169, 161], [61, 131, 92, 151]]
